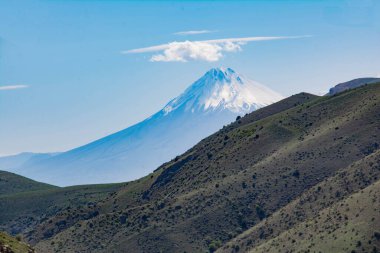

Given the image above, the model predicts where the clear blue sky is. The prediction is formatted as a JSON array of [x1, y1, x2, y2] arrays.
[[1, 0, 379, 155]]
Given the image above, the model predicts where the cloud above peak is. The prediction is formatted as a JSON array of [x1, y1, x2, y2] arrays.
[[150, 40, 241, 62], [123, 35, 311, 62], [174, 30, 216, 35], [0, 85, 29, 91]]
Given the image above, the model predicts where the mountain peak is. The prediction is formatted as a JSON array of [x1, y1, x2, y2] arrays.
[[204, 67, 237, 83], [161, 68, 283, 115], [207, 67, 235, 75]]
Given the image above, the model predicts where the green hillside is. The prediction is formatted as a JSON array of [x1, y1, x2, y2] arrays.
[[248, 179, 380, 253], [1, 82, 379, 253], [0, 175, 126, 236], [0, 231, 35, 253], [0, 170, 57, 195], [219, 150, 380, 253]]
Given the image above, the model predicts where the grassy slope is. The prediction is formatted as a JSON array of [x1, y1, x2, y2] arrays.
[[0, 180, 125, 236], [31, 83, 380, 253], [249, 179, 380, 253], [218, 150, 380, 252], [0, 170, 57, 195], [0, 231, 35, 253], [32, 172, 160, 252]]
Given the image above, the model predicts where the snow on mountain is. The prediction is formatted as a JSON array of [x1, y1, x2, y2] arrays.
[[15, 67, 284, 186], [162, 67, 282, 114]]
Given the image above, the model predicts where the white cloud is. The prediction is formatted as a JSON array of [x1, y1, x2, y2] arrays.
[[150, 40, 242, 62], [0, 85, 29, 91], [123, 35, 311, 62], [174, 30, 215, 35]]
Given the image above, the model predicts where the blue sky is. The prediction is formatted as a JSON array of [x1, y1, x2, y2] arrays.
[[0, 0, 379, 155]]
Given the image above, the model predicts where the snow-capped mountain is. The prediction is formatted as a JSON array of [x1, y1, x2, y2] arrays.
[[13, 67, 283, 186], [162, 67, 282, 114]]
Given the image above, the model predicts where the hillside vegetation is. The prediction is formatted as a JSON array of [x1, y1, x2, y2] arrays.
[[0, 176, 125, 236], [1, 83, 379, 253], [0, 232, 35, 253], [248, 179, 380, 253], [0, 171, 56, 195], [219, 149, 380, 253]]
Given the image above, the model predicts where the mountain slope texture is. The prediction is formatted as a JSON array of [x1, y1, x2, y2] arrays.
[[12, 68, 283, 186], [0, 232, 35, 253], [0, 81, 379, 253]]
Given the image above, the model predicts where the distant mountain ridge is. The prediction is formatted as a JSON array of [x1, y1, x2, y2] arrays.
[[0, 152, 59, 173], [12, 67, 283, 186], [328, 77, 380, 95]]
